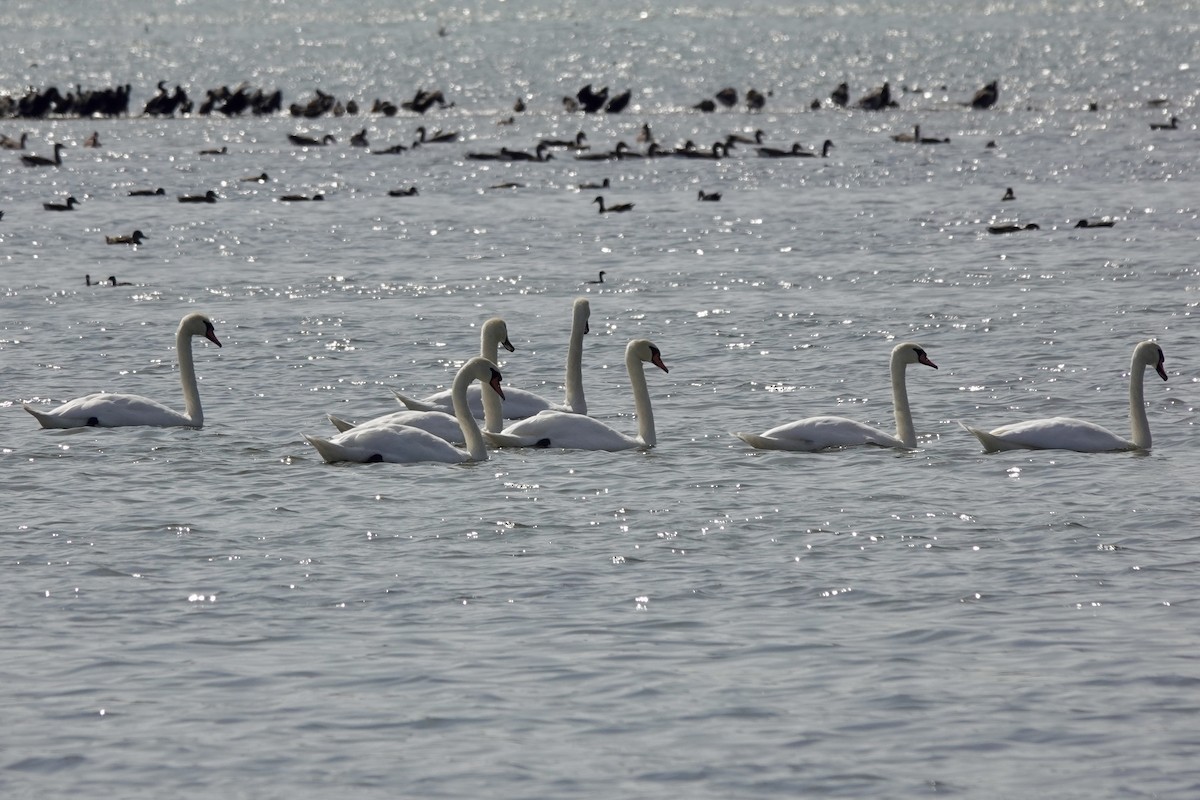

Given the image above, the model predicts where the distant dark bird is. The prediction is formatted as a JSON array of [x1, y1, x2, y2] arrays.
[[198, 145, 227, 155], [371, 143, 408, 154], [1074, 218, 1115, 228], [1150, 116, 1179, 130], [178, 190, 219, 203], [43, 196, 79, 211], [588, 270, 607, 284], [106, 230, 147, 245], [349, 128, 369, 147], [21, 143, 65, 167], [540, 131, 588, 150], [970, 81, 999, 109], [715, 87, 738, 108], [576, 84, 609, 113], [415, 126, 458, 143], [857, 82, 893, 111], [792, 139, 835, 158], [593, 196, 634, 214], [988, 223, 1040, 234], [727, 129, 764, 145], [604, 89, 632, 114], [241, 172, 269, 183], [513, 97, 527, 113], [106, 276, 133, 286], [894, 125, 949, 144], [128, 187, 166, 196], [698, 189, 722, 202], [675, 141, 730, 160], [82, 131, 101, 148], [756, 142, 808, 158], [280, 193, 324, 202], [578, 178, 610, 190], [86, 274, 98, 286], [830, 82, 849, 107], [1002, 187, 1016, 201], [636, 123, 654, 143], [693, 99, 717, 113], [745, 89, 767, 111], [0, 132, 28, 149], [488, 182, 523, 190], [388, 187, 419, 197], [0, 210, 4, 221], [288, 133, 336, 146]]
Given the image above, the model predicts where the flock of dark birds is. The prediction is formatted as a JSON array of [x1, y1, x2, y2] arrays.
[[1, 76, 1185, 257]]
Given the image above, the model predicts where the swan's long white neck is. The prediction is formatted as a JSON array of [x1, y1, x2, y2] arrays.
[[479, 321, 506, 433], [452, 367, 489, 461], [176, 325, 203, 426], [1129, 353, 1152, 450], [628, 346, 656, 448], [890, 351, 916, 448], [564, 300, 589, 414]]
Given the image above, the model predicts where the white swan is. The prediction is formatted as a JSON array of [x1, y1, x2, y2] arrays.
[[398, 298, 590, 419], [325, 381, 503, 443], [23, 312, 222, 428], [733, 342, 938, 451], [485, 339, 667, 451], [304, 357, 503, 464], [960, 340, 1167, 452]]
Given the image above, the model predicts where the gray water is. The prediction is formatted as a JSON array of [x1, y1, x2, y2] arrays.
[[3, 1, 1200, 797]]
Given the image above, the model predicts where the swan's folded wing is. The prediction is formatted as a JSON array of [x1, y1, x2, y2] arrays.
[[959, 418, 1136, 453]]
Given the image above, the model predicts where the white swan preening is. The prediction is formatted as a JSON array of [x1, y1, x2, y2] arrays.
[[304, 357, 503, 464], [23, 313, 222, 429], [398, 298, 591, 419], [960, 340, 1167, 453], [485, 338, 667, 451], [733, 342, 938, 451]]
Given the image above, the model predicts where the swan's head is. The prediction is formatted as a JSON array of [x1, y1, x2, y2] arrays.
[[574, 297, 591, 334], [463, 357, 505, 399], [628, 339, 668, 373], [893, 342, 936, 370], [179, 313, 222, 347], [1135, 340, 1168, 381], [482, 317, 515, 353]]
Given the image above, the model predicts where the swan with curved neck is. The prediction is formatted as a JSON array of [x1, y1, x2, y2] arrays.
[[23, 313, 222, 429], [960, 340, 1167, 452], [304, 358, 503, 464], [398, 299, 591, 419], [733, 342, 938, 451], [485, 339, 667, 451]]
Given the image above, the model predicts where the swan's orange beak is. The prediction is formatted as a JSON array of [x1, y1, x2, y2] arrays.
[[1156, 353, 1168, 381], [489, 369, 505, 400], [501, 338, 515, 353], [651, 351, 669, 373], [918, 352, 937, 369]]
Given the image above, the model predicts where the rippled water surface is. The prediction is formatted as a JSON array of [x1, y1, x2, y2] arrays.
[[3, 1, 1200, 798]]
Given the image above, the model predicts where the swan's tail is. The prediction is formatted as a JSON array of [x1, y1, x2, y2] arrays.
[[327, 414, 356, 433], [483, 431, 551, 449], [303, 433, 383, 463], [957, 420, 1018, 453], [23, 402, 87, 429], [391, 389, 440, 413], [731, 431, 806, 451]]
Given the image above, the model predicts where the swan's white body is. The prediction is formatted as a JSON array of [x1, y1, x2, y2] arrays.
[[328, 408, 473, 443], [23, 313, 222, 429], [398, 299, 590, 419], [733, 342, 938, 451], [961, 340, 1167, 453], [305, 358, 503, 464], [485, 339, 667, 451]]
